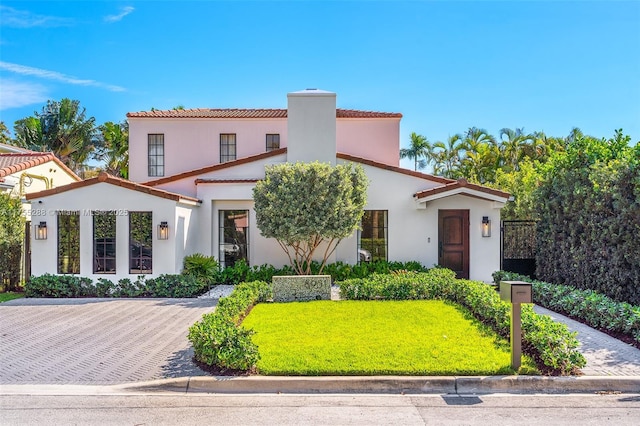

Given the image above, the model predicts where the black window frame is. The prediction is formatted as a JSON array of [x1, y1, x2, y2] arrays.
[[57, 211, 80, 274], [219, 210, 249, 268], [93, 211, 117, 274], [358, 210, 388, 263], [129, 211, 153, 274], [220, 133, 237, 163], [148, 134, 165, 177], [266, 134, 280, 152]]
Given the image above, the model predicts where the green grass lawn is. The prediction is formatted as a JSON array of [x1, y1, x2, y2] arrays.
[[242, 300, 538, 375], [0, 292, 24, 303]]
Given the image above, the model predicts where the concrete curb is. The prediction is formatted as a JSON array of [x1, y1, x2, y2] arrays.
[[124, 375, 640, 395], [2, 376, 639, 396]]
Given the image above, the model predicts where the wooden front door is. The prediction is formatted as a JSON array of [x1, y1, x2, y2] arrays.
[[438, 210, 470, 279]]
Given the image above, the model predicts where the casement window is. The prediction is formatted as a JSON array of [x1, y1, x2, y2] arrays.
[[266, 134, 280, 152], [219, 210, 249, 268], [93, 211, 116, 274], [148, 134, 164, 177], [57, 211, 80, 274], [220, 134, 237, 163], [129, 212, 153, 274], [358, 210, 388, 263]]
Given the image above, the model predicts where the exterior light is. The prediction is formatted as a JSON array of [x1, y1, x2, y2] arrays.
[[158, 221, 169, 240], [482, 216, 491, 237], [35, 222, 47, 240]]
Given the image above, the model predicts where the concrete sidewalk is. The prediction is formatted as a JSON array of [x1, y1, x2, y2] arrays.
[[534, 306, 640, 376]]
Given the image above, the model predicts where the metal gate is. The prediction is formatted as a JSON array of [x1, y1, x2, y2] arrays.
[[501, 220, 537, 278]]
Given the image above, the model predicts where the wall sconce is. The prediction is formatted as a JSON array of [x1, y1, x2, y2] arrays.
[[35, 221, 47, 240], [158, 221, 169, 240], [482, 216, 491, 237]]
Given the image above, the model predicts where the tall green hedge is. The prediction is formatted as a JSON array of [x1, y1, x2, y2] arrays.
[[535, 131, 640, 305]]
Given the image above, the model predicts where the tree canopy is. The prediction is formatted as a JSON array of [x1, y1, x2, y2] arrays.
[[253, 161, 368, 275]]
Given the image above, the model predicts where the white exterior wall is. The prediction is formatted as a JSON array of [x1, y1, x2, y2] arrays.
[[128, 118, 288, 183], [29, 183, 198, 282], [287, 90, 336, 165]]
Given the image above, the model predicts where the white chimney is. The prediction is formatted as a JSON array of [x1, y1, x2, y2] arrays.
[[286, 89, 336, 165]]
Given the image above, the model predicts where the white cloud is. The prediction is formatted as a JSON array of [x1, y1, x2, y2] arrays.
[[0, 61, 126, 92], [0, 79, 48, 110], [104, 6, 135, 23], [0, 6, 72, 28]]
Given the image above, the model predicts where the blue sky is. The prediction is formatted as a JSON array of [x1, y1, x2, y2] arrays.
[[1, 1, 638, 170]]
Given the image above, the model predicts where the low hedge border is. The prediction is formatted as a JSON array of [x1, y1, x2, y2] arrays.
[[493, 271, 640, 346], [24, 273, 207, 298], [338, 269, 586, 375], [188, 280, 272, 371]]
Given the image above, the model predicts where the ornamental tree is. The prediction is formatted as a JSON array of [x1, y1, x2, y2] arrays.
[[253, 161, 368, 275]]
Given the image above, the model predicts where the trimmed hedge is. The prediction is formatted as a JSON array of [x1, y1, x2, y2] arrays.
[[25, 273, 207, 298], [493, 270, 640, 345], [188, 280, 272, 371], [534, 132, 640, 305], [339, 269, 586, 375]]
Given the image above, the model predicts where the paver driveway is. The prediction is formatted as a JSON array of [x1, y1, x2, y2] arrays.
[[0, 298, 216, 385]]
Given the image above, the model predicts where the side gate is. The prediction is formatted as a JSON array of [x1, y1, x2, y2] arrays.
[[500, 220, 537, 278]]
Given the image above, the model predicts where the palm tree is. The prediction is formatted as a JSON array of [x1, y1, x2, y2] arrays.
[[96, 121, 129, 179], [13, 99, 97, 175], [400, 132, 432, 171], [499, 127, 533, 171], [460, 127, 499, 183], [432, 134, 464, 178]]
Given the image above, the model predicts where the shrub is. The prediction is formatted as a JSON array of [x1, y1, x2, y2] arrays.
[[189, 280, 272, 371], [493, 270, 640, 345], [183, 253, 220, 288], [338, 269, 585, 375], [26, 273, 208, 298]]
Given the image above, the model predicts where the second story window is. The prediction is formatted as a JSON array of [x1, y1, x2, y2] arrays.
[[266, 134, 280, 152], [220, 134, 236, 162], [148, 134, 164, 177]]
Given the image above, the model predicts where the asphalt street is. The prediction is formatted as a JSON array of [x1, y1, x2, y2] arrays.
[[1, 393, 639, 425]]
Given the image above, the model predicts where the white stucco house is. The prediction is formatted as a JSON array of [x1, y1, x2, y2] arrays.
[[27, 89, 509, 283]]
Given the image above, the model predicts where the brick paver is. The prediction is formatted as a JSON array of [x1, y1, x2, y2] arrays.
[[534, 306, 640, 376], [0, 298, 215, 385]]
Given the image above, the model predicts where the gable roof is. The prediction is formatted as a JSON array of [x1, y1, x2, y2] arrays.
[[127, 108, 402, 119], [0, 142, 32, 154], [142, 148, 287, 187], [25, 172, 201, 205], [414, 178, 510, 203], [0, 153, 80, 181], [336, 153, 455, 185]]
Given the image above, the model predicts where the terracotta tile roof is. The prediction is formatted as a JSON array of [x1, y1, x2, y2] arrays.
[[0, 153, 80, 181], [414, 178, 510, 201], [127, 108, 402, 119], [0, 142, 32, 153], [195, 179, 260, 184], [336, 153, 455, 185], [25, 172, 201, 204], [142, 148, 287, 187]]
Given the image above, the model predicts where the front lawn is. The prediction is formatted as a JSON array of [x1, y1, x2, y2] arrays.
[[0, 292, 24, 303], [242, 300, 538, 375]]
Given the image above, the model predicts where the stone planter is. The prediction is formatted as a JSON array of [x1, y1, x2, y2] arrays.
[[271, 275, 332, 302]]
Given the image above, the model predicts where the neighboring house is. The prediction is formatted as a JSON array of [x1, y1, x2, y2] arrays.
[[0, 151, 81, 281], [27, 89, 509, 283]]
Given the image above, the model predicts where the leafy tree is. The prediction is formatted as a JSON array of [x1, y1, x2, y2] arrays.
[[400, 132, 432, 171], [13, 99, 97, 174], [460, 127, 499, 184], [0, 122, 12, 145], [96, 121, 129, 178], [253, 161, 368, 275], [0, 193, 24, 290]]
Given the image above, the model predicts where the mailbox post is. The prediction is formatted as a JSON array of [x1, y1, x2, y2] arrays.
[[500, 281, 533, 370]]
